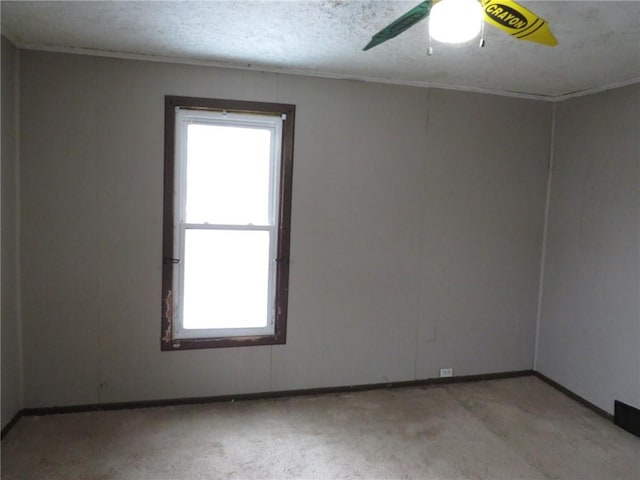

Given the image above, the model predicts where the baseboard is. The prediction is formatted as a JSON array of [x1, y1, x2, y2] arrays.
[[1, 411, 23, 440], [9, 370, 633, 440], [19, 369, 533, 418], [532, 371, 613, 420], [6, 369, 635, 441], [614, 400, 640, 438]]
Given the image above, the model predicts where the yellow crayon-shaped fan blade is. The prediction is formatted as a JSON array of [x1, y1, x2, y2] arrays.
[[481, 0, 558, 46]]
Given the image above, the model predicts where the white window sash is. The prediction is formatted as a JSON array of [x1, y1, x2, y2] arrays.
[[172, 108, 283, 339]]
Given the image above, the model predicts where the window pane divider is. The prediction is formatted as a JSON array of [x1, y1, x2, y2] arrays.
[[182, 223, 273, 231]]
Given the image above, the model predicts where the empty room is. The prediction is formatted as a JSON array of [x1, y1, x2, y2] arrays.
[[1, 1, 639, 479]]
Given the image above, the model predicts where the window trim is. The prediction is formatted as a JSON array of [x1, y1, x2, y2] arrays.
[[162, 96, 295, 351]]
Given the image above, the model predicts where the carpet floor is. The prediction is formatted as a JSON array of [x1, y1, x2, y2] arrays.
[[1, 376, 638, 479]]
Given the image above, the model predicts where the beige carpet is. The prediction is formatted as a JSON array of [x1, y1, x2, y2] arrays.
[[2, 376, 639, 479]]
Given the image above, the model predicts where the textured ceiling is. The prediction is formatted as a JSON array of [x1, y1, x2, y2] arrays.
[[2, 1, 639, 98]]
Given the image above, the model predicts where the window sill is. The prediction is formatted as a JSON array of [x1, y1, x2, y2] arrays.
[[161, 332, 286, 351]]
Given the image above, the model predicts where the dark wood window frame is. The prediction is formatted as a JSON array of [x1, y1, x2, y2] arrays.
[[161, 95, 295, 351]]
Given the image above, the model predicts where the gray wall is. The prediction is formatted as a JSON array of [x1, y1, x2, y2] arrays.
[[536, 85, 640, 413], [1, 36, 22, 428], [19, 50, 550, 408]]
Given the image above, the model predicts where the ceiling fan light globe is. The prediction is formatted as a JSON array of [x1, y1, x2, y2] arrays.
[[429, 0, 483, 44]]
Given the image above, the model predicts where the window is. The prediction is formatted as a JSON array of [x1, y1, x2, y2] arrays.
[[162, 96, 295, 350]]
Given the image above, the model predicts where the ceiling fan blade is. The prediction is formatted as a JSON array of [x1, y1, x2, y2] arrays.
[[481, 0, 558, 46], [363, 1, 433, 51]]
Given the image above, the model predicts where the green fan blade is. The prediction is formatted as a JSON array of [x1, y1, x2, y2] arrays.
[[363, 1, 433, 51]]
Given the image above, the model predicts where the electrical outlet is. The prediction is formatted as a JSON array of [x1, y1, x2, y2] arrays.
[[439, 368, 454, 378]]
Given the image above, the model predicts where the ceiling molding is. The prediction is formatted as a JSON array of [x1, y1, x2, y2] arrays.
[[6, 39, 638, 103], [8, 40, 557, 102], [551, 77, 640, 102], [0, 28, 21, 47]]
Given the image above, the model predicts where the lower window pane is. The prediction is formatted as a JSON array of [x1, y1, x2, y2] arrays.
[[182, 229, 270, 330]]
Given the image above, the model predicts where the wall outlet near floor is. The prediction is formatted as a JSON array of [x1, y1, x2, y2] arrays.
[[439, 368, 454, 378]]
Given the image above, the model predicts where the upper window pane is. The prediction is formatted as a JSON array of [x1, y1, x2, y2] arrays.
[[185, 124, 272, 225]]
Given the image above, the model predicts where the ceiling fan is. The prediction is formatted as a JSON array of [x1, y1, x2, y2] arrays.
[[363, 0, 557, 50]]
